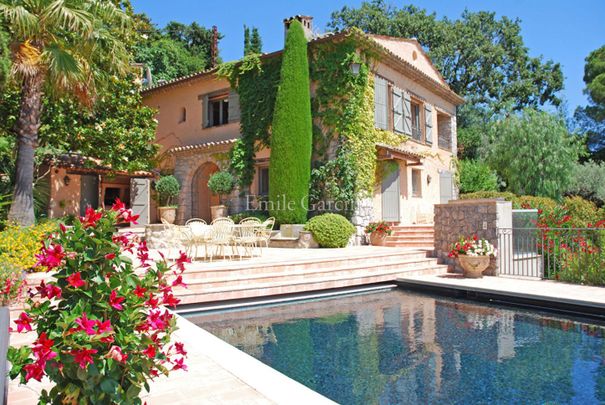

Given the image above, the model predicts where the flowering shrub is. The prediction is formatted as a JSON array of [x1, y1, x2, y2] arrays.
[[0, 262, 25, 306], [449, 235, 496, 258], [8, 200, 188, 404], [364, 221, 392, 236], [0, 222, 57, 272]]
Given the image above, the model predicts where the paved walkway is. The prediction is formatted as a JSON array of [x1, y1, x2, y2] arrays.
[[8, 314, 335, 405], [397, 274, 605, 313]]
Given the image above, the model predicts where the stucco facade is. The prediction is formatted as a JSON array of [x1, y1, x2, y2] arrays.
[[141, 21, 463, 230]]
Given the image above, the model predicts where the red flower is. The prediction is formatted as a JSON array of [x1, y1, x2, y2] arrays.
[[133, 285, 147, 298], [109, 290, 125, 311], [106, 345, 128, 363], [142, 344, 156, 358], [36, 281, 62, 300], [111, 198, 126, 212], [15, 312, 33, 333], [70, 348, 97, 369], [96, 319, 113, 334], [35, 243, 65, 270], [172, 357, 187, 371], [23, 362, 45, 382], [66, 272, 85, 288], [32, 332, 57, 363], [80, 206, 103, 228], [105, 253, 116, 260], [173, 342, 187, 356], [162, 291, 180, 308], [174, 251, 191, 272], [75, 313, 97, 336], [171, 275, 187, 289]]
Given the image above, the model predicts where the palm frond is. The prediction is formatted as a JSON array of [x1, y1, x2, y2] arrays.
[[11, 39, 42, 77], [86, 0, 129, 30], [43, 41, 83, 91], [0, 2, 39, 38], [41, 0, 93, 37]]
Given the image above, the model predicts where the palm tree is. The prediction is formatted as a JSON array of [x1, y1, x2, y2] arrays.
[[0, 0, 131, 226]]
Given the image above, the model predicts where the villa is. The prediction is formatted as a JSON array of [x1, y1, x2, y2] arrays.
[[141, 16, 464, 235]]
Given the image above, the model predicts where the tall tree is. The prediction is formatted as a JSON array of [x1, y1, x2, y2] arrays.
[[269, 20, 312, 224], [250, 27, 262, 54], [243, 25, 251, 56], [482, 109, 581, 199], [575, 45, 605, 161], [329, 1, 564, 117], [0, 0, 131, 226]]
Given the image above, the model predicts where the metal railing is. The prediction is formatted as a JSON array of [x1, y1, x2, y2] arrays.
[[411, 125, 422, 141], [498, 227, 605, 279]]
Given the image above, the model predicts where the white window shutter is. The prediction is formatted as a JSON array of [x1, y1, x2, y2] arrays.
[[425, 104, 433, 144], [374, 76, 388, 130], [403, 91, 412, 135], [392, 87, 404, 134], [228, 90, 240, 123]]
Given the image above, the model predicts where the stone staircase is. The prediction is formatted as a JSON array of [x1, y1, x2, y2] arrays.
[[171, 249, 447, 305], [384, 224, 435, 249]]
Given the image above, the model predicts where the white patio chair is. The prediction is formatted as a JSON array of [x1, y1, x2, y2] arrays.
[[208, 217, 235, 262], [186, 219, 211, 260], [255, 217, 275, 253], [232, 217, 262, 259], [158, 219, 188, 260]]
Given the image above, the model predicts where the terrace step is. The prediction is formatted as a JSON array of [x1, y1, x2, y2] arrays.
[[383, 224, 435, 249], [174, 263, 448, 305]]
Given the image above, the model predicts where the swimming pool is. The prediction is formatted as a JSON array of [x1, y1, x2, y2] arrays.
[[187, 288, 605, 405]]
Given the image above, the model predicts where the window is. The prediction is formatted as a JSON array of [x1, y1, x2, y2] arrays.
[[411, 101, 422, 141], [258, 167, 269, 196], [374, 76, 389, 130], [207, 94, 229, 127], [179, 107, 187, 123], [437, 112, 452, 151], [411, 169, 422, 197]]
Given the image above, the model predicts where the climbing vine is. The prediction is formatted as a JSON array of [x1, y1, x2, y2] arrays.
[[217, 54, 281, 188]]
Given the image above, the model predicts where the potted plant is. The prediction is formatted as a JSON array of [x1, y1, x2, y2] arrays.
[[364, 221, 393, 246], [207, 171, 235, 220], [8, 203, 188, 403], [155, 175, 180, 224], [449, 235, 497, 278], [0, 263, 25, 403]]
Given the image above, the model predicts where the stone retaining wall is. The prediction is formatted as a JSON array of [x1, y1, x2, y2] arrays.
[[434, 199, 512, 275]]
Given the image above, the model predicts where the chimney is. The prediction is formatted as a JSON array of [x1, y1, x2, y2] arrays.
[[210, 25, 219, 68], [283, 15, 314, 41]]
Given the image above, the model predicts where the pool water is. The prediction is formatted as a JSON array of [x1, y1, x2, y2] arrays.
[[187, 289, 605, 405]]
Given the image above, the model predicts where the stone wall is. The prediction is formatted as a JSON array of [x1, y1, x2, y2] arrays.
[[351, 197, 373, 246], [434, 199, 512, 275]]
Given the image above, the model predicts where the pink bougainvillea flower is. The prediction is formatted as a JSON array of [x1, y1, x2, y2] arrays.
[[23, 362, 45, 382], [70, 348, 98, 369], [36, 281, 62, 300], [75, 313, 97, 336], [80, 206, 103, 228], [15, 312, 33, 333], [106, 345, 128, 363], [173, 342, 187, 356], [104, 253, 116, 260], [142, 344, 156, 359], [147, 309, 171, 331], [171, 275, 187, 289], [133, 285, 147, 298], [174, 251, 191, 272], [96, 319, 113, 335], [66, 272, 85, 288], [35, 243, 66, 270], [109, 290, 125, 311], [172, 357, 187, 371], [162, 292, 180, 308]]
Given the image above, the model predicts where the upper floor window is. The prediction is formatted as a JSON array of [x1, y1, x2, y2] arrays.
[[179, 107, 187, 123], [258, 167, 269, 196], [208, 94, 229, 127], [411, 100, 422, 141], [437, 112, 452, 151]]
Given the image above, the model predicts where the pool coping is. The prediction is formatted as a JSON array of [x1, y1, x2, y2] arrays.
[[174, 313, 337, 405], [396, 275, 605, 322]]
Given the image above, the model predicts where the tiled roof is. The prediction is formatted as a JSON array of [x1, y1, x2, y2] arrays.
[[376, 143, 425, 162], [168, 138, 239, 154], [140, 30, 463, 104], [47, 153, 154, 177]]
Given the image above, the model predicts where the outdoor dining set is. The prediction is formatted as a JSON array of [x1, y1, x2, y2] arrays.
[[159, 217, 275, 261]]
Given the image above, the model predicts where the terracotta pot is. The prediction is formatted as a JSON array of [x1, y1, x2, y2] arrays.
[[158, 207, 176, 224], [210, 205, 228, 220], [369, 232, 388, 246], [458, 255, 490, 278]]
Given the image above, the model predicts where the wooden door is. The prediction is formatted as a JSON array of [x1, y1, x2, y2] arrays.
[[381, 162, 400, 222]]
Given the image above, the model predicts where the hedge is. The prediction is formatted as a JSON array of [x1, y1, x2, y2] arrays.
[[268, 20, 312, 224], [305, 213, 355, 248]]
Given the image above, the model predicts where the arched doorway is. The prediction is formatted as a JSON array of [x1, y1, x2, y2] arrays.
[[191, 162, 219, 222]]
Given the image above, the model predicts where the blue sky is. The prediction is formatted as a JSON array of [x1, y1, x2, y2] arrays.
[[131, 0, 605, 112]]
